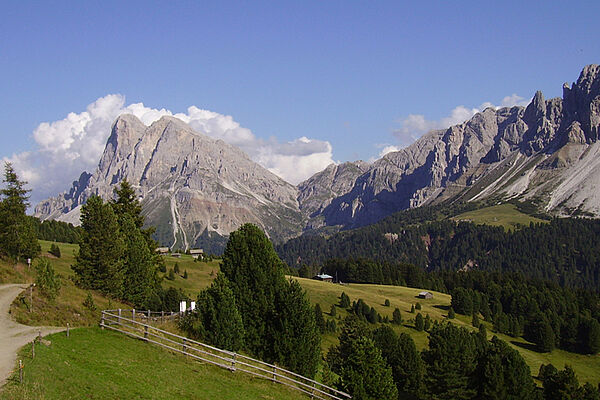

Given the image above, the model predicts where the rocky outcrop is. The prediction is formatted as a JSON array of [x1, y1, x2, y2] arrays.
[[304, 64, 600, 228], [35, 115, 303, 250]]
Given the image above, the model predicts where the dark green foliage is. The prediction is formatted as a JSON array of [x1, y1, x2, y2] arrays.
[[174, 263, 180, 274], [340, 291, 351, 308], [475, 336, 535, 399], [330, 304, 337, 317], [384, 298, 390, 307], [314, 303, 326, 333], [29, 217, 82, 244], [326, 319, 337, 333], [166, 268, 175, 280], [411, 304, 415, 313], [72, 195, 125, 295], [422, 323, 479, 400], [373, 326, 424, 400], [415, 313, 424, 331], [448, 307, 455, 319], [350, 299, 381, 324], [525, 316, 555, 352], [541, 364, 600, 399], [392, 308, 402, 325], [578, 318, 600, 355], [479, 323, 488, 341], [183, 269, 188, 279], [120, 214, 159, 309], [159, 263, 166, 273], [220, 224, 320, 377], [472, 313, 480, 328], [328, 318, 397, 400], [34, 258, 61, 301], [451, 287, 473, 315], [83, 292, 96, 311], [179, 273, 244, 351], [0, 162, 40, 261], [424, 314, 431, 331], [271, 278, 321, 377], [49, 243, 61, 258], [415, 302, 422, 310]]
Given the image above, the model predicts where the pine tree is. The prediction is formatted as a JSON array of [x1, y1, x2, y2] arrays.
[[373, 326, 424, 400], [314, 303, 326, 333], [34, 257, 61, 301], [415, 313, 424, 331], [120, 214, 158, 308], [0, 162, 40, 261], [330, 304, 337, 317], [472, 313, 480, 328], [411, 304, 415, 313], [340, 292, 351, 308], [448, 307, 456, 319], [415, 302, 422, 310], [392, 308, 402, 325], [220, 224, 320, 376], [424, 314, 431, 331], [183, 269, 188, 279], [72, 195, 125, 295], [179, 273, 244, 351], [174, 262, 180, 274], [384, 299, 390, 307]]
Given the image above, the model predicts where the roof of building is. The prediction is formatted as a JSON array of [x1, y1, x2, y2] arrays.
[[316, 274, 333, 280]]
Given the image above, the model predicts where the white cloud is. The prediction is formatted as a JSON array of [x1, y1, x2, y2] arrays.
[[4, 94, 334, 204], [392, 93, 530, 148]]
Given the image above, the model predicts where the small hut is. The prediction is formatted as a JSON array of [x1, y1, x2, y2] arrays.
[[418, 291, 433, 299]]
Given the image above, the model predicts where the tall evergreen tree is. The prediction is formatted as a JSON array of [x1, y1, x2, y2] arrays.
[[220, 223, 320, 376], [0, 162, 40, 261], [179, 273, 244, 351], [314, 303, 326, 333], [72, 195, 125, 295]]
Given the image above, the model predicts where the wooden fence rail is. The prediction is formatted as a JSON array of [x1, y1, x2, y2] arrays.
[[101, 309, 351, 400]]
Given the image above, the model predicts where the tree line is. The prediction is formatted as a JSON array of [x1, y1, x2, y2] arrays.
[[327, 314, 600, 400], [278, 209, 600, 291]]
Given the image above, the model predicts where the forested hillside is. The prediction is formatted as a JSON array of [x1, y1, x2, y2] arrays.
[[278, 208, 600, 291]]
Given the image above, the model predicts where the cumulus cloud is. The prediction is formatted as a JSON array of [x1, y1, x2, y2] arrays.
[[392, 93, 530, 147], [4, 94, 334, 204]]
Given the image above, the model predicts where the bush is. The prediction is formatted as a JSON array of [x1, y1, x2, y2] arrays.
[[392, 308, 402, 325], [34, 257, 61, 301], [83, 292, 97, 311], [415, 313, 424, 331], [166, 269, 175, 280], [415, 302, 422, 310], [183, 270, 188, 279], [384, 299, 390, 307], [173, 263, 180, 274], [49, 243, 61, 258]]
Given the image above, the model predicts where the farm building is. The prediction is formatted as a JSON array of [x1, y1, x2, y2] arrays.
[[418, 291, 433, 299], [155, 247, 169, 255], [171, 253, 181, 258], [189, 249, 204, 259], [313, 274, 333, 282]]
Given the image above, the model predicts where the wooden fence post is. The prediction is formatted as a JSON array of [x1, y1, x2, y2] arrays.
[[144, 325, 149, 341], [147, 310, 150, 321], [19, 360, 23, 384], [132, 309, 135, 321], [182, 338, 187, 355], [311, 381, 316, 399], [66, 323, 70, 338], [118, 309, 122, 325], [161, 310, 164, 323], [31, 342, 35, 359], [101, 311, 105, 330], [272, 366, 277, 382], [38, 329, 41, 342], [231, 353, 237, 371]]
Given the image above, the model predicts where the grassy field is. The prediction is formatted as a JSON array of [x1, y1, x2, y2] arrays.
[[452, 203, 547, 230], [0, 327, 305, 400], [3, 240, 598, 389]]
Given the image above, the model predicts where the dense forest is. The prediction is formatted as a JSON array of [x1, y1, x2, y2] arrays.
[[29, 216, 82, 244], [278, 210, 600, 291]]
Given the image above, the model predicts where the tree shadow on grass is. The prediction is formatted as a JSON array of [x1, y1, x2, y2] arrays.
[[510, 340, 541, 353], [433, 304, 450, 311]]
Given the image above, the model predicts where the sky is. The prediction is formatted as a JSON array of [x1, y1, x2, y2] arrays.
[[1, 1, 598, 204]]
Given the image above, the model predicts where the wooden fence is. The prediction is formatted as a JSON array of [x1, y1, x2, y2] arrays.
[[101, 309, 351, 400]]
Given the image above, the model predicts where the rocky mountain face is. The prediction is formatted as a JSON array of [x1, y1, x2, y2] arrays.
[[303, 64, 600, 229], [36, 65, 600, 249], [35, 115, 302, 251]]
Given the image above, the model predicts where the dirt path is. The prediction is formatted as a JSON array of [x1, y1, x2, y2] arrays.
[[0, 284, 64, 386]]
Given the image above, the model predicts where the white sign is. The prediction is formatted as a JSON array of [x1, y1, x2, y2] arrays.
[[190, 301, 196, 311], [179, 301, 187, 313]]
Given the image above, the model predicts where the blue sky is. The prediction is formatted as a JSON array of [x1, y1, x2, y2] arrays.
[[1, 1, 598, 202]]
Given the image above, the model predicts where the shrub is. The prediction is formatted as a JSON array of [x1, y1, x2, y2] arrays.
[[34, 258, 61, 301], [49, 243, 61, 258]]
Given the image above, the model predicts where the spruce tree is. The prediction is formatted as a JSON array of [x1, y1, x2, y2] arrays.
[[0, 162, 40, 261], [392, 308, 402, 325], [179, 273, 244, 351], [34, 257, 61, 301], [314, 303, 326, 333], [72, 195, 125, 295], [330, 304, 337, 317]]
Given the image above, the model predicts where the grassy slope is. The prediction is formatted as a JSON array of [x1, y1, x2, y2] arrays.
[[4, 241, 598, 389], [0, 327, 305, 400], [3, 241, 128, 327], [451, 203, 546, 230]]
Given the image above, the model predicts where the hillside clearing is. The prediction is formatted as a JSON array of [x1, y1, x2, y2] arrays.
[[451, 203, 547, 230]]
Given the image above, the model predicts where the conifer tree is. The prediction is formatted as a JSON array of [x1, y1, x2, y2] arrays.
[[415, 313, 425, 331], [330, 304, 337, 317], [72, 195, 124, 295], [34, 257, 61, 301], [392, 307, 402, 325], [179, 273, 244, 351], [0, 162, 40, 261], [314, 303, 326, 333]]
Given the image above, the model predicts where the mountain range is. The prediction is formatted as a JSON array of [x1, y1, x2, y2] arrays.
[[35, 64, 600, 251]]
